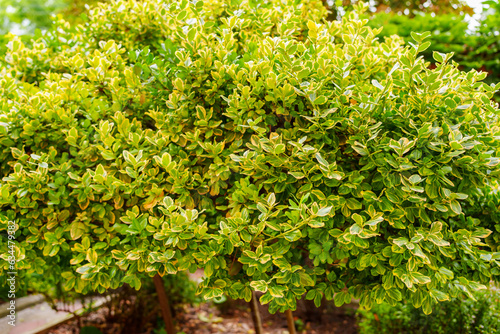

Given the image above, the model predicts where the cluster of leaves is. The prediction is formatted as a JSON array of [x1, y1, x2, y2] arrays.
[[366, 1, 500, 99], [356, 285, 500, 334], [0, 0, 499, 316]]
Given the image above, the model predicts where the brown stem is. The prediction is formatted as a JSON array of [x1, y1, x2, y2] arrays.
[[285, 309, 297, 334], [76, 314, 82, 330], [153, 274, 175, 334], [249, 291, 264, 334]]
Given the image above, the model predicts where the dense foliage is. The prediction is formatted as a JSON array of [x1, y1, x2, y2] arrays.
[[357, 285, 500, 334], [1, 0, 499, 316]]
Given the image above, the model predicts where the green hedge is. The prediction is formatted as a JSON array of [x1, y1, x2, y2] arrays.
[[357, 285, 500, 334]]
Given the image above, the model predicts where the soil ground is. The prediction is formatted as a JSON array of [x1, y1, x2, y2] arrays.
[[48, 297, 359, 334]]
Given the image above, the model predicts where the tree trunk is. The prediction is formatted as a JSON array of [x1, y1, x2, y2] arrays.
[[285, 309, 297, 334], [153, 274, 175, 334], [249, 291, 264, 334]]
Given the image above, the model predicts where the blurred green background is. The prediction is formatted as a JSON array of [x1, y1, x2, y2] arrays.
[[0, 0, 90, 35]]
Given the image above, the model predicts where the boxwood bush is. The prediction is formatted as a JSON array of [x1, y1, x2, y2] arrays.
[[1, 0, 499, 315]]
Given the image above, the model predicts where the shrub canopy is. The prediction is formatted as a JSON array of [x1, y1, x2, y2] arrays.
[[1, 0, 499, 314]]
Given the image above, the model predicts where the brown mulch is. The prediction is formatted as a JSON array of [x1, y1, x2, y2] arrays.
[[176, 300, 358, 334], [48, 296, 359, 334]]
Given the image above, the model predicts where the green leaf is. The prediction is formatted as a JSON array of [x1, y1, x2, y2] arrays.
[[350, 224, 362, 235], [430, 221, 442, 234], [267, 193, 276, 206], [297, 69, 310, 80], [422, 296, 433, 315], [256, 202, 268, 214], [430, 288, 449, 302], [70, 222, 85, 240], [259, 292, 273, 305], [314, 95, 328, 105], [275, 144, 285, 155], [433, 51, 444, 63], [329, 229, 343, 237], [351, 213, 364, 225], [314, 293, 322, 307], [289, 171, 305, 179], [315, 152, 329, 166], [366, 216, 384, 227], [450, 200, 462, 215], [410, 31, 424, 43], [372, 79, 384, 90], [418, 41, 431, 53], [306, 290, 316, 300], [334, 291, 346, 307], [308, 220, 324, 228], [412, 272, 431, 285], [76, 265, 92, 274], [393, 237, 408, 247], [352, 145, 369, 156], [299, 272, 315, 286], [346, 198, 362, 210], [386, 288, 402, 301], [316, 206, 332, 217], [408, 175, 422, 184], [250, 280, 268, 293], [284, 229, 302, 242], [471, 228, 492, 238], [268, 285, 284, 298], [242, 287, 252, 302]]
